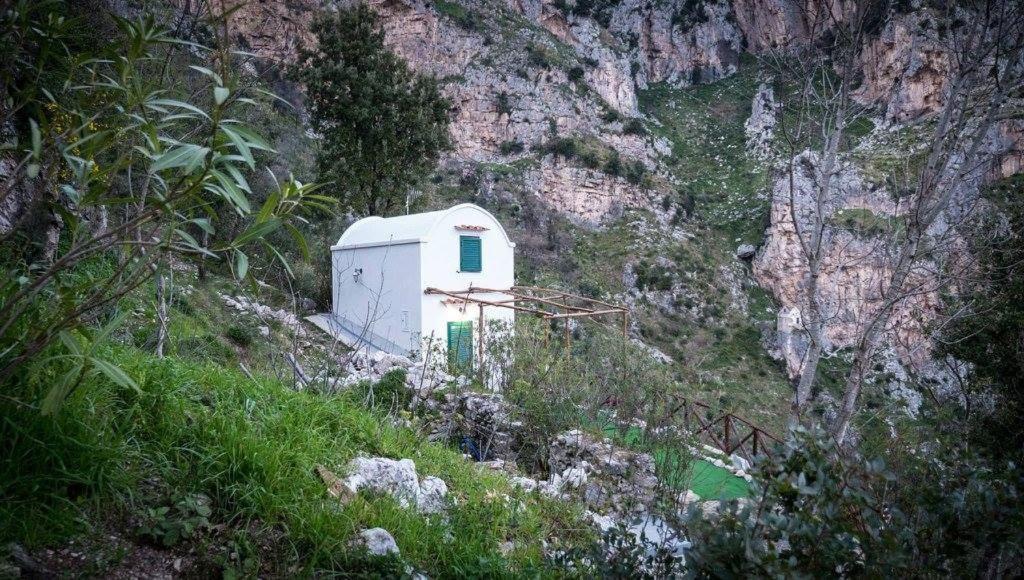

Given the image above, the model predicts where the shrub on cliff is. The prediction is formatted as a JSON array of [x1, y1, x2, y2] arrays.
[[293, 6, 452, 216]]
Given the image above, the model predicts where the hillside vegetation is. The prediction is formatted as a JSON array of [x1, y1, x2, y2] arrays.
[[3, 0, 1024, 577]]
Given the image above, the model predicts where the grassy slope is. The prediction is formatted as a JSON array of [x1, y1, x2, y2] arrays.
[[631, 62, 792, 432], [0, 276, 588, 577]]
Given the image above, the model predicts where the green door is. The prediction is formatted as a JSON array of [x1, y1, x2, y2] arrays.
[[447, 321, 473, 371]]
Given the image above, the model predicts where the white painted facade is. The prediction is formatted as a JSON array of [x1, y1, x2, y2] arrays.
[[331, 203, 515, 359]]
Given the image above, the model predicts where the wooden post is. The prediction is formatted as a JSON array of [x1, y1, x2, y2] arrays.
[[564, 318, 571, 353], [723, 415, 732, 455], [478, 303, 485, 384], [621, 310, 628, 338], [752, 429, 759, 457]]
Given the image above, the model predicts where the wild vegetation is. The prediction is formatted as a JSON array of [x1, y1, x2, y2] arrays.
[[2, 0, 1024, 577]]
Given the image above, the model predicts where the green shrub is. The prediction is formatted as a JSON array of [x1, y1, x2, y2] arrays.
[[567, 66, 585, 82], [435, 0, 483, 30], [496, 91, 513, 116], [601, 108, 623, 123], [603, 150, 622, 176], [358, 369, 411, 411], [526, 43, 552, 69], [624, 160, 646, 185], [499, 140, 524, 155], [175, 334, 235, 362], [136, 494, 212, 547], [622, 118, 646, 136], [226, 324, 255, 347], [547, 136, 577, 159], [633, 259, 673, 291]]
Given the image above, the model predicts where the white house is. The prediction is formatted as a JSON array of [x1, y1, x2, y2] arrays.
[[328, 203, 516, 366]]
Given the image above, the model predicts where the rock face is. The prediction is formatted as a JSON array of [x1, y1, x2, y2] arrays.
[[752, 120, 1022, 385], [752, 151, 942, 377], [853, 11, 950, 123], [543, 429, 658, 515], [744, 81, 778, 161], [223, 0, 318, 66], [730, 0, 808, 52], [529, 156, 651, 225], [609, 0, 742, 88], [198, 0, 1008, 230]]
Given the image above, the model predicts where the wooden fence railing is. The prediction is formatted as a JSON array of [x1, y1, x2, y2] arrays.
[[667, 395, 781, 462]]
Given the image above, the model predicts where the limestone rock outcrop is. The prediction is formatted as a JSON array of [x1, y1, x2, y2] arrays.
[[752, 151, 942, 378], [544, 429, 658, 515], [609, 0, 742, 88], [853, 11, 950, 123], [528, 156, 652, 225], [730, 0, 808, 52], [744, 81, 778, 161]]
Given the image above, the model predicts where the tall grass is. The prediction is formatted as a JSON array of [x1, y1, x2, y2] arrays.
[[0, 345, 587, 575]]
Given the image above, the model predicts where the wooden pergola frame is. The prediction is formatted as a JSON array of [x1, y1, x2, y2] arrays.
[[424, 285, 629, 367]]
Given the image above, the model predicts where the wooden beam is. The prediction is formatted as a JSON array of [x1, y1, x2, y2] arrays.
[[512, 285, 624, 310], [425, 287, 553, 317], [543, 308, 626, 319], [504, 291, 595, 313]]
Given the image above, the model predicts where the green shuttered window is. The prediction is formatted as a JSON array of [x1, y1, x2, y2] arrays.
[[460, 235, 482, 272], [447, 321, 473, 370]]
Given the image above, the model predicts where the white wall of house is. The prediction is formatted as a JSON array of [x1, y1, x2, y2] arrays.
[[331, 204, 516, 361], [331, 241, 423, 355], [419, 205, 515, 355]]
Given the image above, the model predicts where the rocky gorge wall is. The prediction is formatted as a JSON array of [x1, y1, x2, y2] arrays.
[[157, 0, 1022, 402], [200, 0, 973, 226]]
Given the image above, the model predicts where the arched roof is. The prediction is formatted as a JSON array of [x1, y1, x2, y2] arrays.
[[333, 203, 515, 249]]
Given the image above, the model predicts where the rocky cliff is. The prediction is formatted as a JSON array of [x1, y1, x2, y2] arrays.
[[188, 0, 1021, 402], [208, 0, 969, 225], [752, 151, 945, 382]]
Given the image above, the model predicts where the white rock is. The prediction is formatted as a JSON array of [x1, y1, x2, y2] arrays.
[[417, 476, 449, 514], [510, 476, 539, 492], [588, 510, 616, 532], [344, 457, 421, 509], [735, 243, 756, 260], [343, 456, 449, 515], [356, 528, 399, 556]]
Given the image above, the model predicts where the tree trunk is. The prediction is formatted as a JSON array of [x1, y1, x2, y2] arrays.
[[41, 209, 62, 264], [155, 271, 169, 358]]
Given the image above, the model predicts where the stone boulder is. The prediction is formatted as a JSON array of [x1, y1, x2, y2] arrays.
[[353, 528, 400, 557], [343, 456, 449, 514], [735, 243, 756, 260]]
